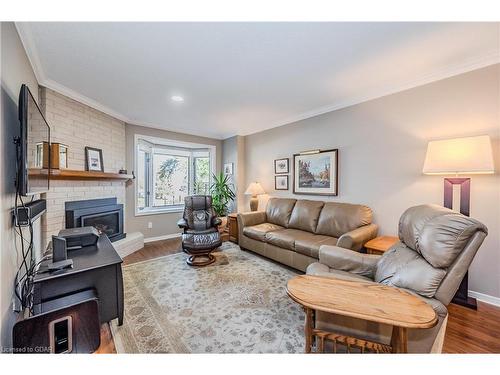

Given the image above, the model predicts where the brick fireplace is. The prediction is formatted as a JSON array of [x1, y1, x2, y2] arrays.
[[39, 87, 127, 247]]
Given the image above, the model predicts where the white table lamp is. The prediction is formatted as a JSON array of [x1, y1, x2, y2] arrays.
[[245, 182, 265, 211]]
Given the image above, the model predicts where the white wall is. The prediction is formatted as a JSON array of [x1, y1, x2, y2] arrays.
[[244, 64, 500, 300], [125, 123, 222, 240], [0, 22, 40, 350], [221, 135, 246, 213]]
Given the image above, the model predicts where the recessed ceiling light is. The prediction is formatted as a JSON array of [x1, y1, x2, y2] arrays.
[[171, 95, 184, 102]]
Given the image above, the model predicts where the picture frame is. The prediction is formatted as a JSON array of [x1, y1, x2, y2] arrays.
[[85, 146, 104, 172], [293, 149, 338, 196], [275, 175, 289, 190], [224, 162, 233, 175], [274, 158, 289, 174]]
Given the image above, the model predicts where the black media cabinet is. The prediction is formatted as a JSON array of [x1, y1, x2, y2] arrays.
[[33, 234, 124, 326]]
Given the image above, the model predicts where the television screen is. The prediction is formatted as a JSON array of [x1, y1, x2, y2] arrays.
[[18, 84, 50, 196]]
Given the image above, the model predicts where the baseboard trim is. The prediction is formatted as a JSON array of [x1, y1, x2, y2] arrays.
[[469, 290, 500, 307], [144, 233, 182, 243]]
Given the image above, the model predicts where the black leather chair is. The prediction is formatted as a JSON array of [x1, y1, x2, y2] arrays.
[[177, 195, 222, 266]]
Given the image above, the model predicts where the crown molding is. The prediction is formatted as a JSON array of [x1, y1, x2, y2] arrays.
[[239, 50, 500, 137], [15, 22, 45, 83], [15, 22, 226, 140], [16, 22, 500, 141]]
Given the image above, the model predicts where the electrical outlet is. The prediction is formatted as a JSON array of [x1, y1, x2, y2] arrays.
[[148, 222, 153, 229]]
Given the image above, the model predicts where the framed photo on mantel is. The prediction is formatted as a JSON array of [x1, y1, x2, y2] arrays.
[[85, 147, 104, 172], [293, 149, 338, 196]]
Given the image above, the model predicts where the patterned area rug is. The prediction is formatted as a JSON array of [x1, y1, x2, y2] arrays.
[[110, 242, 305, 353]]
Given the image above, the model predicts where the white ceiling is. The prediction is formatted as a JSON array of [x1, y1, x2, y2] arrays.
[[16, 22, 500, 139]]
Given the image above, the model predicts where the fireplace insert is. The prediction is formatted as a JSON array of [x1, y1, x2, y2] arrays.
[[65, 198, 125, 242]]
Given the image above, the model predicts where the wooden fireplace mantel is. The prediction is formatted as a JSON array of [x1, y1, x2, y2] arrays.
[[29, 168, 134, 181]]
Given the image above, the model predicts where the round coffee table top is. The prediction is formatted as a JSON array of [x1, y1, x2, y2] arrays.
[[286, 275, 437, 329]]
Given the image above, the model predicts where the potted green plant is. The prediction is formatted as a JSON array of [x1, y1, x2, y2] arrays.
[[210, 172, 236, 230]]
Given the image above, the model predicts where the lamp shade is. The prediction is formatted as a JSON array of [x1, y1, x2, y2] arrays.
[[423, 135, 494, 175], [244, 182, 265, 196]]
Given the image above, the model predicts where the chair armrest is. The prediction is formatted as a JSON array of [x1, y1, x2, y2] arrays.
[[337, 224, 378, 251], [177, 218, 188, 229], [319, 245, 380, 279], [212, 217, 222, 227]]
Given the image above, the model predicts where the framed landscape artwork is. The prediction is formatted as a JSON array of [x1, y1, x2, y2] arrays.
[[275, 175, 289, 190], [293, 149, 338, 196], [274, 158, 289, 174]]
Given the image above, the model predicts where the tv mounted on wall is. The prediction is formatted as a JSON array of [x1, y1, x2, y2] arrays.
[[17, 84, 51, 196]]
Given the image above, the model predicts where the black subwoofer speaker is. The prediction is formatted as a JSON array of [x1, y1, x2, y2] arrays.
[[12, 289, 100, 353]]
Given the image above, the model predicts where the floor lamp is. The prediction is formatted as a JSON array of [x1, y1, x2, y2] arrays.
[[423, 135, 494, 309]]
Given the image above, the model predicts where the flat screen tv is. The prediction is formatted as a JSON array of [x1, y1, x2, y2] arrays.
[[18, 84, 51, 196]]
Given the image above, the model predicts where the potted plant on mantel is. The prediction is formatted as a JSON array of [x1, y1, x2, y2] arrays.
[[210, 172, 236, 231]]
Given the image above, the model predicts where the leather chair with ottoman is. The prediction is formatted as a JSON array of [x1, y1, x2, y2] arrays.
[[177, 195, 222, 266]]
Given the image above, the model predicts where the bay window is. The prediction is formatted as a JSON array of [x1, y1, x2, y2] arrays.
[[135, 136, 215, 215]]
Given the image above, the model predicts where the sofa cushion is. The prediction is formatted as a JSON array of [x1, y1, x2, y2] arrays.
[[288, 200, 324, 233], [265, 229, 310, 251], [266, 198, 296, 228], [295, 234, 338, 258], [375, 244, 446, 298], [243, 223, 284, 242], [315, 202, 372, 237]]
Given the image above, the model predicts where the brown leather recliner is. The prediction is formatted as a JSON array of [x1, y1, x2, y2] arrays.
[[177, 195, 222, 266], [306, 204, 488, 353]]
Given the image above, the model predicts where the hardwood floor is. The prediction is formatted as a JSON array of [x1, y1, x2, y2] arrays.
[[443, 302, 500, 353], [96, 238, 500, 354], [122, 237, 182, 266]]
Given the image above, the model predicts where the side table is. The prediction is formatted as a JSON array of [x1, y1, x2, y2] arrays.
[[228, 213, 238, 243], [364, 236, 399, 255]]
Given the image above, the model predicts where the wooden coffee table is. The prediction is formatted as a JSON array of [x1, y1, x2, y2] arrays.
[[286, 275, 437, 353]]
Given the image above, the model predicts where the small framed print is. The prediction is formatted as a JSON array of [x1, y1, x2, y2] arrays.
[[275, 175, 289, 190], [224, 162, 233, 175], [85, 147, 104, 172], [274, 158, 289, 174]]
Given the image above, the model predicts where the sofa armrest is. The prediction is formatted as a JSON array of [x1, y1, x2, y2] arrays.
[[319, 245, 380, 279], [237, 211, 267, 241], [337, 224, 378, 251], [237, 211, 266, 228]]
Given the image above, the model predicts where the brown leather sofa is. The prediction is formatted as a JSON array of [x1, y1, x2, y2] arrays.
[[306, 204, 488, 353], [237, 198, 378, 271]]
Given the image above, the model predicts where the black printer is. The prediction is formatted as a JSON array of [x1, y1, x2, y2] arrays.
[[58, 226, 100, 250]]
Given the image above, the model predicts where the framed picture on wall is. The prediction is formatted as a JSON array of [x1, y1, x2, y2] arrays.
[[224, 162, 233, 175], [275, 175, 289, 190], [85, 147, 104, 172], [293, 149, 338, 196], [274, 158, 289, 174]]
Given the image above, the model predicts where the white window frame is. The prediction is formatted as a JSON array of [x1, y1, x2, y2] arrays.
[[134, 134, 216, 216]]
